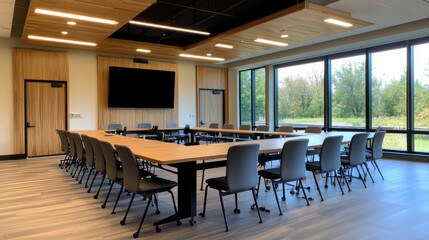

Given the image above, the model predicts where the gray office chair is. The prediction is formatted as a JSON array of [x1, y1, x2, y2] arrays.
[[278, 126, 294, 133], [221, 123, 235, 138], [108, 123, 123, 130], [200, 144, 262, 232], [257, 139, 310, 215], [238, 124, 252, 139], [88, 137, 106, 196], [115, 144, 180, 238], [341, 133, 371, 188], [306, 135, 350, 201], [138, 123, 152, 128], [196, 123, 219, 143], [256, 125, 269, 131], [81, 134, 96, 187], [305, 126, 322, 133], [99, 140, 124, 212], [366, 131, 386, 180]]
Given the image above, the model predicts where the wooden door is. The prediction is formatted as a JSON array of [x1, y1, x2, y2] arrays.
[[199, 89, 224, 127], [26, 81, 67, 157]]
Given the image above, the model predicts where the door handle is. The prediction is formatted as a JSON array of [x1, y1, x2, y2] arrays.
[[26, 122, 36, 128], [200, 120, 206, 126]]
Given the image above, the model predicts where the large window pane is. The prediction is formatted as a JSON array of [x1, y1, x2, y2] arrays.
[[371, 48, 407, 130], [331, 55, 366, 128], [383, 133, 407, 151], [276, 61, 324, 128], [240, 70, 251, 125], [413, 43, 429, 131], [254, 68, 266, 126], [414, 134, 429, 152]]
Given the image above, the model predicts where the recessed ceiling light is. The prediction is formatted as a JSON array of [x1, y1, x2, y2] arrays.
[[281, 34, 288, 38], [28, 35, 97, 46], [129, 20, 210, 35], [324, 18, 353, 27], [254, 38, 288, 47], [67, 21, 76, 25], [215, 43, 233, 49], [35, 8, 118, 25], [206, 53, 212, 56], [179, 54, 224, 61], [61, 31, 68, 35], [136, 49, 151, 53]]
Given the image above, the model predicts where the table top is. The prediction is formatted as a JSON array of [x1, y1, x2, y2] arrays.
[[76, 130, 369, 165]]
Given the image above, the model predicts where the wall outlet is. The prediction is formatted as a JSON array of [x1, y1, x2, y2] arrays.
[[189, 113, 196, 118], [70, 113, 83, 119]]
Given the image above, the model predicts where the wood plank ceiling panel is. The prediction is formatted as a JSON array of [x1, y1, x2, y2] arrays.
[[21, 1, 372, 63]]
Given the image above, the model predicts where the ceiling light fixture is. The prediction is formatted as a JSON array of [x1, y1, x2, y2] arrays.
[[254, 38, 288, 47], [61, 31, 68, 35], [129, 20, 210, 35], [215, 43, 233, 49], [324, 18, 353, 27], [281, 34, 288, 38], [136, 49, 151, 53], [35, 8, 118, 25], [179, 54, 224, 61], [206, 53, 212, 56], [28, 35, 97, 46], [67, 21, 76, 25]]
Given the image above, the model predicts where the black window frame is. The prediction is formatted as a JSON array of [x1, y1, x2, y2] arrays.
[[239, 67, 266, 129]]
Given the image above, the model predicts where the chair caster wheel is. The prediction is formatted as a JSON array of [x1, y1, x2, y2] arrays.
[[199, 212, 205, 217], [156, 210, 160, 214], [177, 221, 182, 226], [94, 195, 98, 199], [266, 186, 271, 191], [156, 226, 161, 233], [309, 197, 314, 201], [250, 204, 256, 210], [233, 209, 240, 213], [189, 218, 196, 225], [290, 190, 295, 195], [306, 187, 311, 190], [101, 204, 106, 208], [133, 232, 139, 238], [120, 220, 125, 225], [324, 185, 328, 189], [282, 196, 286, 201]]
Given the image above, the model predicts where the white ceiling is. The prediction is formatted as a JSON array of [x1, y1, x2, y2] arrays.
[[0, 0, 15, 38], [223, 0, 429, 64]]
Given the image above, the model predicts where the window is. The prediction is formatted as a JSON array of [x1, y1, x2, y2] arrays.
[[331, 55, 366, 128], [239, 67, 266, 127], [276, 61, 324, 128]]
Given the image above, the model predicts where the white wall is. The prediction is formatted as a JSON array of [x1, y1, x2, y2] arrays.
[[0, 38, 14, 155], [0, 38, 200, 156]]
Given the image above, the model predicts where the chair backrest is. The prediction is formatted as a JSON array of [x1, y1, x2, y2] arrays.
[[305, 126, 322, 133], [166, 122, 178, 128], [99, 140, 119, 182], [280, 139, 309, 182], [375, 126, 385, 132], [209, 123, 219, 129], [239, 124, 251, 131], [115, 145, 140, 193], [278, 126, 294, 133], [108, 124, 122, 130], [256, 125, 269, 131], [81, 134, 94, 166], [138, 123, 152, 128], [57, 129, 69, 153], [319, 135, 343, 172], [89, 137, 105, 173], [222, 123, 235, 137], [226, 144, 260, 193], [348, 133, 369, 166], [72, 133, 85, 161], [65, 131, 76, 157], [371, 131, 386, 160]]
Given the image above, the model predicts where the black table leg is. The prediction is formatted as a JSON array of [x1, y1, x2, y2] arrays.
[[154, 161, 197, 226]]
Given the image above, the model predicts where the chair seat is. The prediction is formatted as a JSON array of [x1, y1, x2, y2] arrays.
[[138, 177, 177, 193], [305, 161, 321, 171], [258, 168, 280, 180], [205, 176, 228, 191]]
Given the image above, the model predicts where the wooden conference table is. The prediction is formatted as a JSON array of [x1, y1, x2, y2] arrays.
[[76, 129, 366, 225]]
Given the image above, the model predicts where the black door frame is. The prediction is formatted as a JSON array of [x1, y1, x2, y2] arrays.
[[24, 79, 68, 158]]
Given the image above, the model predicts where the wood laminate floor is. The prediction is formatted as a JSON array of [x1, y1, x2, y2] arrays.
[[1, 156, 428, 240]]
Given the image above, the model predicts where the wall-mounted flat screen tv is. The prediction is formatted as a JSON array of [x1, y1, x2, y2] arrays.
[[108, 66, 175, 108]]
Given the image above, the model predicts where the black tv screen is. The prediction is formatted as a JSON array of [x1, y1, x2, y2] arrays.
[[108, 66, 175, 108]]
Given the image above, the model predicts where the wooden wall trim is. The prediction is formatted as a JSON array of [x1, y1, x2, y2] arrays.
[[97, 56, 178, 129], [13, 48, 69, 155]]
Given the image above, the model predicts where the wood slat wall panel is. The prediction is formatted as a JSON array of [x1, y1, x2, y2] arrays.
[[97, 56, 179, 130], [13, 48, 69, 155]]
